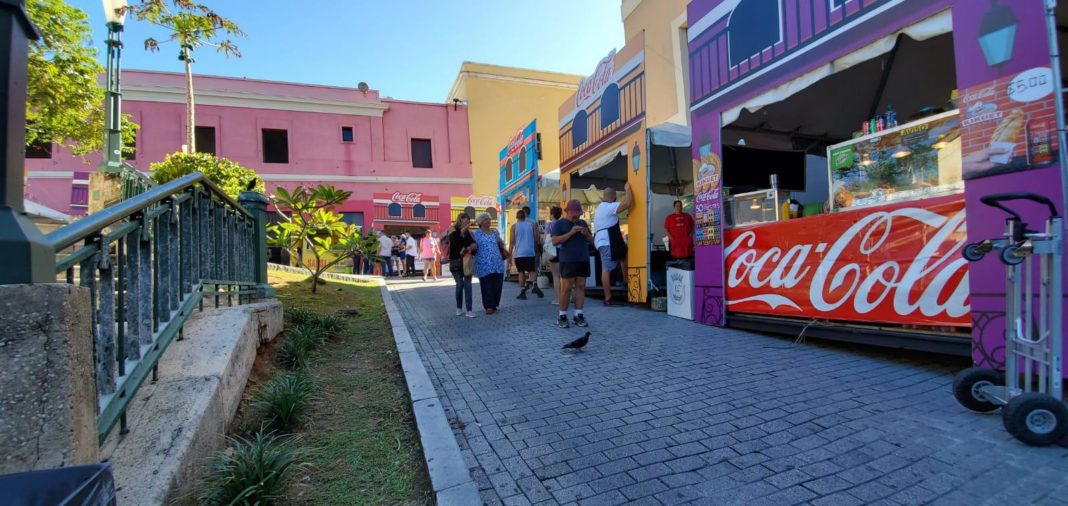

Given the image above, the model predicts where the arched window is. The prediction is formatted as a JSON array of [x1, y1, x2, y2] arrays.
[[412, 204, 426, 218], [600, 83, 620, 128], [505, 159, 513, 182], [387, 203, 402, 217], [572, 110, 588, 149], [519, 147, 527, 174], [728, 0, 780, 67]]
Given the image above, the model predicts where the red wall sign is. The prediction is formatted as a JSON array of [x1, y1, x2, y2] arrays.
[[723, 196, 970, 326]]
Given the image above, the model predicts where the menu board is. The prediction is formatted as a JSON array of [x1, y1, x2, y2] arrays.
[[959, 66, 1059, 180], [693, 150, 723, 245]]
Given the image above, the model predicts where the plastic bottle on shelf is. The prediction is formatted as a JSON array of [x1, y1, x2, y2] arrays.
[[886, 105, 897, 128], [875, 115, 886, 132]]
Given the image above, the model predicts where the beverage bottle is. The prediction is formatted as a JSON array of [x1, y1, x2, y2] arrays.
[[862, 120, 870, 136], [886, 105, 897, 128], [876, 115, 886, 132], [870, 118, 877, 135]]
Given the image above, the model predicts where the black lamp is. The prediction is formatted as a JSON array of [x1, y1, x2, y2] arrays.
[[977, 0, 1018, 68]]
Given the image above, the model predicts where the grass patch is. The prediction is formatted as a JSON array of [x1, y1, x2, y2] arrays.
[[269, 270, 431, 505]]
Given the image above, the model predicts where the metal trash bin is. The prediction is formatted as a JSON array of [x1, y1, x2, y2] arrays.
[[666, 260, 695, 320], [0, 463, 116, 506]]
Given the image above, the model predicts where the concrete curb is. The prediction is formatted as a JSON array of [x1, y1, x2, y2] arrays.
[[380, 283, 480, 505], [267, 262, 379, 283]]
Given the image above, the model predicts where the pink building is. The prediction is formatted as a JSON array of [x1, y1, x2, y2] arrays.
[[24, 70, 472, 234]]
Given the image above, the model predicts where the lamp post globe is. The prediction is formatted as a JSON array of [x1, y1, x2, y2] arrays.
[[102, 0, 127, 28]]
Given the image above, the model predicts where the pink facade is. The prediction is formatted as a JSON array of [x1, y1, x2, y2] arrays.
[[25, 70, 472, 232]]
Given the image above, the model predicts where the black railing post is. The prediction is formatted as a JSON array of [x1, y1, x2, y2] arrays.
[[238, 191, 275, 298], [0, 1, 52, 284]]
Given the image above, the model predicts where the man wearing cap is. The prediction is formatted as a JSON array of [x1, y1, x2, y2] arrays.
[[551, 200, 593, 328]]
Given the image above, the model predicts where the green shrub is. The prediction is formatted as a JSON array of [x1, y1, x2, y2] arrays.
[[199, 432, 305, 506], [284, 307, 316, 327], [251, 372, 316, 432], [313, 314, 346, 338], [149, 152, 263, 200], [276, 325, 327, 370]]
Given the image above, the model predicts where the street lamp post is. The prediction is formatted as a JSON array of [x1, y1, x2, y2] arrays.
[[0, 0, 53, 284], [101, 0, 126, 173]]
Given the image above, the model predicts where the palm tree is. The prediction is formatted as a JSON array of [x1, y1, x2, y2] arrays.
[[132, 0, 243, 152]]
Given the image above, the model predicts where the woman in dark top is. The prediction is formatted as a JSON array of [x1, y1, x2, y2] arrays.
[[444, 213, 477, 318]]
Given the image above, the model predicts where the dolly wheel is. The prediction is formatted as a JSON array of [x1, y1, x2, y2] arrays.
[[1001, 245, 1026, 266], [963, 243, 986, 262], [952, 367, 1004, 412], [1003, 393, 1068, 446]]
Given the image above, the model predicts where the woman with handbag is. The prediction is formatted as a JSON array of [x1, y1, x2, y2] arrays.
[[445, 214, 476, 318], [469, 213, 509, 315]]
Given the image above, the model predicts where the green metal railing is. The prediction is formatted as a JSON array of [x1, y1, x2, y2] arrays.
[[118, 163, 155, 200], [47, 171, 269, 444]]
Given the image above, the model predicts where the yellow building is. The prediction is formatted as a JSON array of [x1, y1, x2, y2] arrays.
[[446, 63, 582, 221], [557, 0, 690, 303]]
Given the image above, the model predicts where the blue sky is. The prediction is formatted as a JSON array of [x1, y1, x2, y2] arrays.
[[69, 0, 625, 102]]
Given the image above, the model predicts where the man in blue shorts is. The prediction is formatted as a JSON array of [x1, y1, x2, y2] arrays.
[[551, 199, 593, 328]]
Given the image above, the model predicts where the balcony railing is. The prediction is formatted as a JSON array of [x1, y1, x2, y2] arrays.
[[46, 172, 268, 444]]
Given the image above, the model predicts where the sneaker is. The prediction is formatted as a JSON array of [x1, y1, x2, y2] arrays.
[[557, 316, 570, 328], [574, 314, 588, 327], [486, 308, 496, 315], [532, 286, 545, 298], [455, 308, 464, 316], [465, 311, 478, 318], [517, 289, 528, 300]]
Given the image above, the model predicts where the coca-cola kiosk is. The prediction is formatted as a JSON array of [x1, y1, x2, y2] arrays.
[[686, 0, 1068, 373]]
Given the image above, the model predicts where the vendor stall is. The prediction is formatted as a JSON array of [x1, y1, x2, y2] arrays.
[[499, 120, 540, 236], [686, 0, 1068, 365], [558, 33, 700, 302]]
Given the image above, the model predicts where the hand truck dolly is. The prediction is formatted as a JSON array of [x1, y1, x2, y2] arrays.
[[953, 192, 1067, 446]]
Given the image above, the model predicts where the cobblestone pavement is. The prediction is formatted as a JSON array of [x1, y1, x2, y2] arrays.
[[388, 278, 1068, 506]]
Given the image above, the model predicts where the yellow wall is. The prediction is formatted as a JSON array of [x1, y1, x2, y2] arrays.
[[621, 0, 690, 126], [447, 63, 582, 198]]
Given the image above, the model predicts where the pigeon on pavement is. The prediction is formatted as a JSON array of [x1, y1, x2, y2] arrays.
[[562, 332, 591, 351]]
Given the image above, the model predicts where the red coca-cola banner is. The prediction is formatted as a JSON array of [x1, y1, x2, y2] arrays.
[[724, 196, 970, 326]]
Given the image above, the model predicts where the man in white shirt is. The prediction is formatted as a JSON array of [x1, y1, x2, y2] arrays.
[[376, 230, 394, 277], [405, 233, 418, 277], [593, 182, 632, 305]]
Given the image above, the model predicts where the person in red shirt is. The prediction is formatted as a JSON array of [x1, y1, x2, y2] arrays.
[[664, 200, 694, 259]]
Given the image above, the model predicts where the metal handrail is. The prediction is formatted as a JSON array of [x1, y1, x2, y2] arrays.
[[47, 172, 251, 250], [48, 171, 263, 444]]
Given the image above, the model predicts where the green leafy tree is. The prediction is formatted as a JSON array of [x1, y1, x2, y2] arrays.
[[268, 185, 377, 293], [131, 0, 243, 152], [26, 0, 138, 156], [150, 152, 262, 199]]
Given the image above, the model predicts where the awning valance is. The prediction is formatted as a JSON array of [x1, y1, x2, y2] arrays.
[[648, 122, 691, 148], [576, 145, 627, 177], [720, 9, 953, 125]]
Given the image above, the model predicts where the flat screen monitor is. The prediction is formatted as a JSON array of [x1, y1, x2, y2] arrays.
[[721, 145, 806, 193]]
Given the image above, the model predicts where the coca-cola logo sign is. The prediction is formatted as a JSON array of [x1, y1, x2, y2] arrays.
[[466, 195, 496, 207], [723, 197, 970, 326], [576, 49, 616, 111], [391, 192, 422, 204]]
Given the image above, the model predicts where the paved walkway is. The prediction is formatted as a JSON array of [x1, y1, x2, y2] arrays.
[[388, 278, 1068, 506]]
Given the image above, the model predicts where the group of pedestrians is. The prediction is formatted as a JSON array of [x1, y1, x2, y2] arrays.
[[372, 229, 442, 280], [440, 183, 633, 327], [443, 212, 508, 317]]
